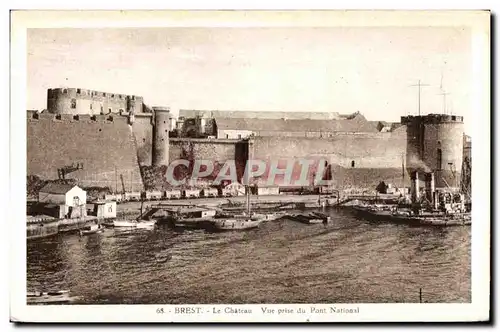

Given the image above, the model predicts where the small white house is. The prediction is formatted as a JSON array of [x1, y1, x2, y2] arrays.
[[94, 201, 117, 219], [38, 183, 87, 207]]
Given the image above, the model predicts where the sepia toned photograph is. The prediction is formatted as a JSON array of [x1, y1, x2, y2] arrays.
[[10, 10, 490, 323]]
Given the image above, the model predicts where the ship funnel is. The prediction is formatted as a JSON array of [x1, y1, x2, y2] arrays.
[[410, 171, 420, 203], [425, 172, 436, 207]]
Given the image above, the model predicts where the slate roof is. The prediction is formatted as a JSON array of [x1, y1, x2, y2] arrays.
[[179, 109, 342, 120], [39, 183, 80, 194], [215, 114, 379, 133]]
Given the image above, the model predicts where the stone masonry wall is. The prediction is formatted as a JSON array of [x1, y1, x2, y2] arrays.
[[27, 112, 144, 192]]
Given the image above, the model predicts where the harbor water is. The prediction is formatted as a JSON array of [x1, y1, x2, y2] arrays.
[[27, 208, 471, 304]]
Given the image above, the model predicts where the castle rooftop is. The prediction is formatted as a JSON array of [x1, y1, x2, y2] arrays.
[[401, 113, 464, 124]]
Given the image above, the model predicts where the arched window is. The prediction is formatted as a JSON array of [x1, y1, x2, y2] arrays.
[[351, 160, 355, 168], [437, 148, 442, 170]]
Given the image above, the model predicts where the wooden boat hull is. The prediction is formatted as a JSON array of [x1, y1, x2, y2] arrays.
[[113, 220, 157, 228], [353, 206, 471, 226], [210, 218, 263, 231], [290, 214, 326, 225], [80, 228, 104, 235], [136, 221, 156, 229], [113, 220, 137, 227]]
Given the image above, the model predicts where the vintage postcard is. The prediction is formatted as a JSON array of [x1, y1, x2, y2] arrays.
[[10, 10, 490, 323]]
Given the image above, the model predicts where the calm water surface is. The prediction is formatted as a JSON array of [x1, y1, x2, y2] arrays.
[[27, 208, 470, 304]]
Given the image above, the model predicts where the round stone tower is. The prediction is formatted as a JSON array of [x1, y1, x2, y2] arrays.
[[152, 107, 170, 167], [401, 114, 464, 188]]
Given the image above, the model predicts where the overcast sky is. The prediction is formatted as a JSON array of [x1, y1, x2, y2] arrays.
[[27, 27, 472, 132]]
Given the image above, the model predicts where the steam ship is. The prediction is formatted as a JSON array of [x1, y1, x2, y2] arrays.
[[353, 171, 471, 227]]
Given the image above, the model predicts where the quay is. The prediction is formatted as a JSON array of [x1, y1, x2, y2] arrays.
[[26, 181, 429, 240], [27, 183, 117, 240], [117, 193, 401, 216], [27, 215, 103, 240]]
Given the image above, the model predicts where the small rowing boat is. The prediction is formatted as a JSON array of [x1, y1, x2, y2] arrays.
[[113, 219, 157, 229], [79, 223, 104, 235], [27, 290, 74, 304]]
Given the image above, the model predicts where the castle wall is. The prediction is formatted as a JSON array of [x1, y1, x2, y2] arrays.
[[166, 129, 407, 189], [169, 138, 239, 162], [423, 122, 464, 172], [168, 138, 247, 183], [132, 115, 153, 166], [47, 88, 144, 115], [250, 129, 407, 187], [402, 114, 464, 188], [27, 112, 143, 191], [251, 130, 406, 168]]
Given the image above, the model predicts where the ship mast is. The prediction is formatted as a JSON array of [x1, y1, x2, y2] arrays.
[[409, 80, 429, 116], [246, 185, 251, 216], [402, 153, 405, 191]]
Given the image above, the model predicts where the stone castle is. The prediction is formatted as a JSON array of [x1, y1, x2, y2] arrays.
[[27, 87, 468, 191]]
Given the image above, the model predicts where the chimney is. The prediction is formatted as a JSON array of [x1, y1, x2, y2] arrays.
[[425, 172, 436, 206], [410, 171, 420, 203]]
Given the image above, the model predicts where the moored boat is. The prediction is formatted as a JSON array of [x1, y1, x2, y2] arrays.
[[113, 219, 138, 228], [136, 220, 157, 229], [27, 290, 74, 304], [310, 212, 332, 223], [113, 219, 157, 229], [293, 214, 323, 224], [289, 212, 328, 225], [210, 185, 266, 231], [352, 204, 471, 226], [80, 223, 104, 235], [210, 216, 264, 230]]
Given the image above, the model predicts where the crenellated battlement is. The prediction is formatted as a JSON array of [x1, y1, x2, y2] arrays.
[[401, 114, 464, 125], [27, 110, 129, 124], [47, 87, 145, 115], [47, 88, 144, 103]]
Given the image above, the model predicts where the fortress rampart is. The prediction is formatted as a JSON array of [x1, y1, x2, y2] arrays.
[[131, 113, 154, 166], [27, 88, 468, 192], [248, 128, 407, 187], [27, 111, 143, 191]]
